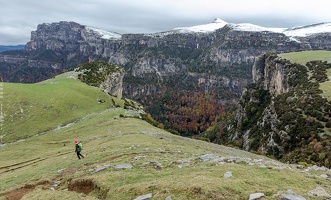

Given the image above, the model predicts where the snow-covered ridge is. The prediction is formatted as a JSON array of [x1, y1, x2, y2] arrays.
[[86, 26, 122, 40], [85, 19, 331, 40], [230, 23, 286, 33], [283, 23, 331, 37], [168, 18, 285, 34], [173, 18, 228, 33], [163, 18, 331, 37]]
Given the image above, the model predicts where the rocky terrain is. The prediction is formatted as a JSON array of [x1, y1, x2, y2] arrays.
[[2, 19, 331, 169], [1, 19, 331, 100], [215, 51, 331, 168], [2, 49, 331, 199]]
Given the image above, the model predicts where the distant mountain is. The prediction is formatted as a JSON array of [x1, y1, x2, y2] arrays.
[[0, 45, 24, 52], [3, 19, 331, 84], [1, 19, 331, 137], [163, 18, 331, 38]]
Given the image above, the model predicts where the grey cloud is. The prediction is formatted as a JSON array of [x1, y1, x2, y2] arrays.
[[1, 0, 331, 45]]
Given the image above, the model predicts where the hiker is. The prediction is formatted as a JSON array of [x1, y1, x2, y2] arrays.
[[74, 140, 84, 159]]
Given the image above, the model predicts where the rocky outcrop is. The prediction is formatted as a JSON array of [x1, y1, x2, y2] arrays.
[[26, 21, 85, 51], [231, 53, 296, 153], [1, 21, 329, 93], [75, 61, 125, 99], [99, 69, 124, 99], [227, 52, 331, 167], [2, 21, 331, 141], [252, 54, 290, 96], [307, 33, 331, 49]]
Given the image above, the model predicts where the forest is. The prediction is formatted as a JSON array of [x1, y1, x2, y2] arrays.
[[147, 90, 225, 136]]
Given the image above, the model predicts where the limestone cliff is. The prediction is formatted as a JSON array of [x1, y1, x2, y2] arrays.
[[225, 52, 331, 167], [2, 20, 329, 98], [75, 61, 125, 99], [252, 54, 290, 96], [99, 70, 124, 99], [2, 21, 331, 141]]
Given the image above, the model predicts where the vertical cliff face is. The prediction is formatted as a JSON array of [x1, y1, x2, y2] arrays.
[[26, 21, 85, 51], [1, 21, 312, 90], [232, 53, 298, 154], [3, 21, 331, 140], [252, 54, 290, 96], [228, 52, 331, 166], [100, 70, 124, 99], [75, 61, 125, 99], [307, 33, 331, 49]]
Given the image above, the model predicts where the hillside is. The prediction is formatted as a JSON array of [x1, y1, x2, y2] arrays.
[[279, 50, 331, 101], [2, 20, 331, 139], [1, 71, 116, 143], [213, 50, 331, 168], [278, 50, 331, 66], [1, 72, 331, 199]]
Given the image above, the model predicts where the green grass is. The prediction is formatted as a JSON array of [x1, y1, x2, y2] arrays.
[[278, 50, 331, 65], [1, 111, 329, 199], [320, 68, 331, 100], [279, 50, 331, 101], [1, 71, 330, 199], [1, 71, 119, 143]]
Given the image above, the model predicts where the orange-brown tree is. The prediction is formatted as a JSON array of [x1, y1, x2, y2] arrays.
[[154, 90, 225, 135]]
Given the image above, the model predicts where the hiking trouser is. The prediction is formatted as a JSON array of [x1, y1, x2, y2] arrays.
[[76, 151, 84, 159]]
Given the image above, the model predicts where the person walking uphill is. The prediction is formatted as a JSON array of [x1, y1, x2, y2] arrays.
[[74, 140, 84, 159]]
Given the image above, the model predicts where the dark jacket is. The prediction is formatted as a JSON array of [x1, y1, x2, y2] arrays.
[[75, 144, 81, 152]]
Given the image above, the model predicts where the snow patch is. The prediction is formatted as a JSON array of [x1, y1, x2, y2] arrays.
[[84, 19, 331, 41], [172, 18, 227, 33], [283, 22, 331, 37], [145, 18, 228, 37], [169, 19, 331, 38], [231, 23, 286, 33], [86, 27, 122, 40]]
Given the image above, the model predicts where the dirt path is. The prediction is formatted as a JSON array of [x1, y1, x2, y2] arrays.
[[1, 152, 69, 200], [0, 152, 71, 175], [3, 181, 50, 200], [1, 151, 175, 199]]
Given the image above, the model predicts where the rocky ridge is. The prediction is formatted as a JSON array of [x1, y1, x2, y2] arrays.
[[75, 61, 125, 99], [1, 20, 331, 100], [223, 52, 331, 167]]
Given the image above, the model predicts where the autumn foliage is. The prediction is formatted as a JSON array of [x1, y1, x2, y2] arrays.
[[147, 90, 225, 136]]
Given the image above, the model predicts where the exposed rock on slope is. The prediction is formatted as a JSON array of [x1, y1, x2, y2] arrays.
[[2, 20, 331, 100], [224, 52, 331, 167], [2, 20, 331, 137], [75, 61, 125, 99]]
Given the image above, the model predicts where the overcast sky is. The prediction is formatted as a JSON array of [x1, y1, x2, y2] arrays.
[[1, 0, 331, 45]]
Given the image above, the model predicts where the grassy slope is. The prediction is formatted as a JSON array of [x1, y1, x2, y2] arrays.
[[278, 50, 331, 65], [1, 111, 330, 200], [2, 71, 119, 143], [279, 50, 331, 100], [320, 68, 331, 99], [1, 71, 330, 199]]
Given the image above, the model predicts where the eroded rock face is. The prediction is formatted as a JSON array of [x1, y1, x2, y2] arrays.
[[100, 70, 124, 99], [231, 53, 293, 155], [76, 61, 125, 99], [252, 54, 290, 96], [229, 52, 331, 167], [1, 21, 327, 91], [26, 21, 85, 51]]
